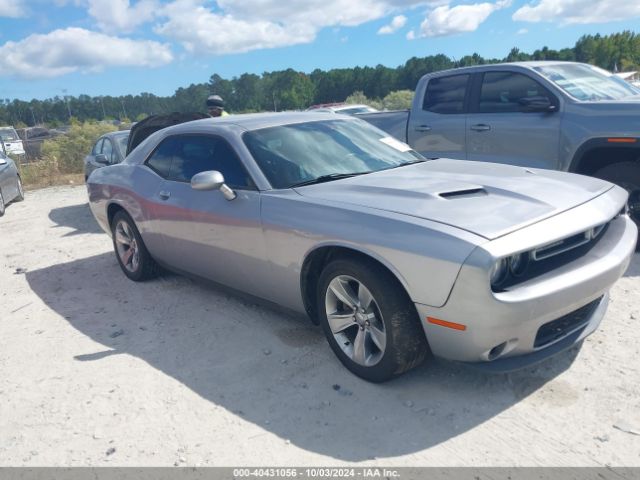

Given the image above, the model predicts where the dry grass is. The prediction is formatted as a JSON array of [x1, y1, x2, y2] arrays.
[[18, 159, 85, 191]]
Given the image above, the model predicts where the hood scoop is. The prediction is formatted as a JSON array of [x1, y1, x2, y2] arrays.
[[439, 188, 487, 199]]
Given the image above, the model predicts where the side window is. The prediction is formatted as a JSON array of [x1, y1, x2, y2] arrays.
[[423, 74, 469, 114], [101, 139, 115, 163], [479, 72, 552, 113], [92, 139, 103, 155], [145, 136, 178, 178], [168, 135, 253, 188]]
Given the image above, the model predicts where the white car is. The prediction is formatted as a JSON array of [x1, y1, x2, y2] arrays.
[[307, 103, 378, 115], [0, 126, 26, 157]]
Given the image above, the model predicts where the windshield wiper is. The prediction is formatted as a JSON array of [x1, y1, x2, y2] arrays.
[[394, 159, 427, 168], [290, 172, 368, 188]]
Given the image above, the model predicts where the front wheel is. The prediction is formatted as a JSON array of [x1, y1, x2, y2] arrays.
[[593, 161, 640, 248], [317, 258, 429, 382], [111, 210, 159, 281], [0, 190, 5, 217]]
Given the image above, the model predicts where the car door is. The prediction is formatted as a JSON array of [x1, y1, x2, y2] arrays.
[[407, 73, 470, 159], [466, 70, 561, 169], [146, 134, 270, 297]]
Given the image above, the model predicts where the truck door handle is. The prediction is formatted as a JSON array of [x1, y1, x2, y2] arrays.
[[415, 125, 432, 132], [158, 190, 171, 200], [470, 124, 491, 132]]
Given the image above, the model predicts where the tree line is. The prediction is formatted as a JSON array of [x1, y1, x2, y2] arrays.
[[1, 30, 639, 127]]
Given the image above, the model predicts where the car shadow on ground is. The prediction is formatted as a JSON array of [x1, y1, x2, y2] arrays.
[[48, 203, 103, 236], [24, 251, 586, 461]]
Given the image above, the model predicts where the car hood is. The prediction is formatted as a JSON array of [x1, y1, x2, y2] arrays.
[[294, 160, 613, 240]]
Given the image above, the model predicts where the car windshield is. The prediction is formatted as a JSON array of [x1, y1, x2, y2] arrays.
[[243, 119, 425, 189], [0, 128, 19, 141], [115, 133, 129, 156], [534, 63, 640, 101]]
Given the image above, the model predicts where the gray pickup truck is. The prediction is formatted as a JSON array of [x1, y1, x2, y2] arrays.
[[360, 61, 640, 228]]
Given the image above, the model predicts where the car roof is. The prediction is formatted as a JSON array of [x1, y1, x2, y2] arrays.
[[169, 111, 350, 133], [429, 61, 590, 76], [106, 130, 130, 137]]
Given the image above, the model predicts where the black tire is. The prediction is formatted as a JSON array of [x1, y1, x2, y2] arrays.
[[14, 176, 24, 202], [0, 190, 5, 217], [111, 210, 159, 281], [593, 161, 640, 248], [317, 257, 429, 382]]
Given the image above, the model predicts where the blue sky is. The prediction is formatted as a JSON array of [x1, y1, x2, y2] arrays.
[[1, 0, 639, 101]]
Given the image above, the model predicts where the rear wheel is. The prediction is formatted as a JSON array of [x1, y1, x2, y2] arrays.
[[317, 258, 429, 382], [593, 161, 640, 247], [111, 210, 159, 281]]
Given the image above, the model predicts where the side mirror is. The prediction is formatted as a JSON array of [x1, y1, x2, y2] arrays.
[[0, 157, 7, 166], [191, 170, 237, 201], [519, 96, 556, 113], [95, 154, 110, 165]]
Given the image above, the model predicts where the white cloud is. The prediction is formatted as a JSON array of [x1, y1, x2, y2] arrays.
[[418, 0, 511, 37], [378, 15, 407, 34], [406, 30, 416, 40], [513, 0, 640, 24], [156, 0, 435, 54], [517, 27, 528, 34], [154, 0, 316, 54], [86, 0, 159, 32], [0, 28, 173, 78], [0, 0, 27, 17], [216, 0, 402, 27]]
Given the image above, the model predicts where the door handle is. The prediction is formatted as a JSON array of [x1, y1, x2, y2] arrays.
[[415, 125, 432, 132], [470, 124, 491, 132], [158, 190, 171, 200]]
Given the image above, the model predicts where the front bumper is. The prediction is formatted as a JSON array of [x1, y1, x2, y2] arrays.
[[463, 293, 607, 373], [414, 195, 637, 370]]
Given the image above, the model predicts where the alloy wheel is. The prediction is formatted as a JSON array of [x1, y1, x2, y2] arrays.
[[114, 219, 140, 273], [325, 275, 387, 367]]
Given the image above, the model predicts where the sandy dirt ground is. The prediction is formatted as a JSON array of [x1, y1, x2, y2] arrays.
[[0, 185, 639, 467]]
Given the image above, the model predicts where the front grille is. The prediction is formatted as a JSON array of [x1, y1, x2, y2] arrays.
[[497, 222, 611, 292], [534, 296, 602, 348], [532, 222, 608, 261]]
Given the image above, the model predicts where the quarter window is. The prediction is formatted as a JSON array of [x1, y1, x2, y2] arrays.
[[423, 74, 469, 114], [145, 137, 176, 178], [479, 72, 553, 113]]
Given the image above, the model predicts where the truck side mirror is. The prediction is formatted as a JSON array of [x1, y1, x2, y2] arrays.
[[519, 96, 556, 113]]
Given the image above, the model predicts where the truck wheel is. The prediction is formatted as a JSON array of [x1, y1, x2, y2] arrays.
[[593, 161, 640, 247], [317, 257, 429, 382]]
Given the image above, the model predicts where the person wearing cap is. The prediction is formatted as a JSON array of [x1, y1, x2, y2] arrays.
[[206, 95, 229, 117]]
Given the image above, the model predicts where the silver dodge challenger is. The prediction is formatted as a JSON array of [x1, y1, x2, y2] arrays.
[[87, 112, 637, 382]]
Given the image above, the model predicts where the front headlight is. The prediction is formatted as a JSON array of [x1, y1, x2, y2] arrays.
[[491, 251, 532, 289], [490, 258, 509, 287], [509, 252, 530, 277]]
